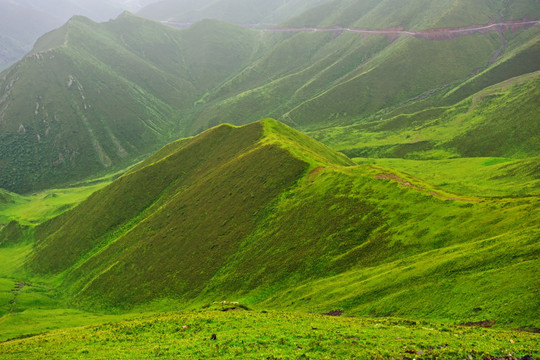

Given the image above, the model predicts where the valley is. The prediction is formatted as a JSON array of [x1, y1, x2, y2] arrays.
[[0, 0, 538, 358]]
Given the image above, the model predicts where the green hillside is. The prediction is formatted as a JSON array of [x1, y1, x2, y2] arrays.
[[309, 71, 540, 159], [0, 14, 259, 193], [2, 309, 539, 359], [0, 2, 538, 356], [187, 2, 540, 132], [2, 1, 539, 193], [193, 31, 503, 130], [21, 119, 538, 331], [284, 0, 540, 29]]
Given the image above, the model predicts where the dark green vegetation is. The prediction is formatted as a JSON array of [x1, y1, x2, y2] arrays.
[[2, 309, 539, 359], [2, 0, 539, 193]]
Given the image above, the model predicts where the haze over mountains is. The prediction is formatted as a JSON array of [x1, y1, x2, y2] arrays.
[[1, 0, 539, 193], [137, 0, 333, 25], [0, 0, 164, 71]]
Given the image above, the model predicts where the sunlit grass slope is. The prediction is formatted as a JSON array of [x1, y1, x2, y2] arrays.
[[30, 120, 314, 306], [26, 119, 539, 330], [355, 157, 540, 198], [310, 71, 540, 160], [2, 308, 539, 359]]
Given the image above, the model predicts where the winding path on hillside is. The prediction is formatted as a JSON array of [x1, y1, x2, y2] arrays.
[[262, 19, 540, 41]]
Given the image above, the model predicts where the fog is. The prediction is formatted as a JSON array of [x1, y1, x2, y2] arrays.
[[0, 0, 332, 71], [0, 0, 164, 70]]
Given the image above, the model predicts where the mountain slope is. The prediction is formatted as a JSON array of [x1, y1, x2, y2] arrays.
[[0, 14, 259, 193], [309, 70, 540, 159], [284, 0, 540, 29], [2, 1, 539, 192], [186, 0, 540, 132], [0, 0, 129, 72], [27, 119, 539, 328]]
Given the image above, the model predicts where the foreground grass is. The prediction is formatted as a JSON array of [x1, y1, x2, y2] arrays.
[[1, 309, 538, 359]]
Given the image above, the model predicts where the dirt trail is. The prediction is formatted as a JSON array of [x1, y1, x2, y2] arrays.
[[263, 19, 540, 41], [374, 172, 476, 203]]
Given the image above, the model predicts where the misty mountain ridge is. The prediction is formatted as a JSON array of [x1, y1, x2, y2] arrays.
[[1, 2, 539, 193], [0, 0, 164, 71]]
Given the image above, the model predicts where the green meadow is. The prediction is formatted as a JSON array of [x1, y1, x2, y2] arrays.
[[2, 308, 539, 359], [0, 118, 538, 358]]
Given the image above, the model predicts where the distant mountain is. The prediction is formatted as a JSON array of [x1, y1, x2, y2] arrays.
[[0, 0, 162, 71], [110, 0, 162, 12], [1, 1, 539, 193], [0, 0, 60, 71], [189, 4, 540, 132], [284, 0, 540, 29], [29, 119, 539, 328], [0, 14, 259, 193], [138, 0, 332, 25], [136, 0, 213, 22]]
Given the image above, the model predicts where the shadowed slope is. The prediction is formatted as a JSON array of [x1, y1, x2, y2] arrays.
[[30, 120, 315, 307]]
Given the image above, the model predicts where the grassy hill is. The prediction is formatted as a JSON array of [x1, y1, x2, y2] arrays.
[[20, 119, 537, 332], [2, 1, 539, 193], [1, 309, 539, 359], [309, 71, 540, 160], [187, 1, 540, 132], [0, 2, 538, 356], [0, 14, 259, 193]]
